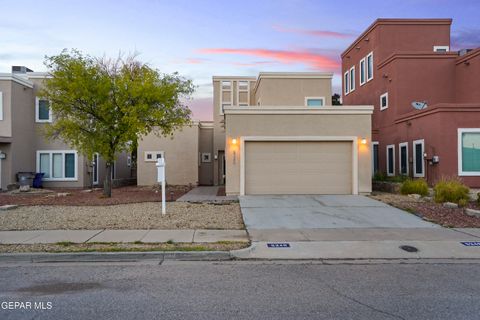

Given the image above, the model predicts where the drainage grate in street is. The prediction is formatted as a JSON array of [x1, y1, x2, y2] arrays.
[[267, 243, 290, 248], [399, 245, 419, 253]]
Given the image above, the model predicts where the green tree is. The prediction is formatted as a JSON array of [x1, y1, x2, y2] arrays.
[[40, 49, 194, 197]]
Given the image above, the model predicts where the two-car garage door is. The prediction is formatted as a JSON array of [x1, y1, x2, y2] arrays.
[[244, 141, 353, 195]]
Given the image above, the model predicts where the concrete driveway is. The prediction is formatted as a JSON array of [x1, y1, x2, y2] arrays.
[[239, 195, 439, 241]]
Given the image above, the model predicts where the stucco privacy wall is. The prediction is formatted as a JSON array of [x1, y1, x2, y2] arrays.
[[224, 106, 373, 195], [137, 124, 199, 186]]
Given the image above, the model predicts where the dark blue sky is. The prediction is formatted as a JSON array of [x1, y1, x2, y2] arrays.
[[1, 0, 479, 119]]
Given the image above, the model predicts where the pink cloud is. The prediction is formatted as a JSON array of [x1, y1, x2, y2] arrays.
[[273, 25, 354, 39], [186, 97, 213, 121], [185, 58, 209, 64], [198, 48, 340, 71]]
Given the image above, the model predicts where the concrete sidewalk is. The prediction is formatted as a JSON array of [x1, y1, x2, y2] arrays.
[[177, 186, 237, 202], [0, 229, 248, 244]]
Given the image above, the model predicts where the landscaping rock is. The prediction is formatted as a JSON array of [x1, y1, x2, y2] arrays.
[[443, 202, 458, 209], [422, 196, 433, 202], [465, 208, 480, 218], [56, 192, 71, 197], [408, 194, 422, 200], [0, 205, 19, 211]]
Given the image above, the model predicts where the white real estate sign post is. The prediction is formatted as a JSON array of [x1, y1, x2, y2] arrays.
[[156, 158, 166, 215]]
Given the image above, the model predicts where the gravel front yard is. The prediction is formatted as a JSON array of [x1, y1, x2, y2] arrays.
[[0, 202, 244, 230], [370, 192, 480, 228]]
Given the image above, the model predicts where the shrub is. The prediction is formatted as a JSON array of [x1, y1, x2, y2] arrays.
[[400, 179, 429, 196], [373, 172, 408, 183], [477, 192, 480, 205], [433, 178, 470, 204], [458, 198, 468, 208]]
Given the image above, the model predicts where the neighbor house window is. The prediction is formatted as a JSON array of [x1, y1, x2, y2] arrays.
[[237, 80, 250, 106], [433, 46, 449, 52], [359, 58, 366, 86], [35, 97, 52, 123], [386, 145, 395, 176], [366, 52, 374, 81], [458, 129, 480, 176], [344, 71, 349, 95], [372, 141, 379, 176], [349, 66, 355, 92], [413, 139, 425, 177], [92, 153, 99, 185], [380, 92, 388, 111], [305, 97, 325, 107], [399, 142, 408, 176], [36, 150, 77, 180], [144, 151, 164, 162]]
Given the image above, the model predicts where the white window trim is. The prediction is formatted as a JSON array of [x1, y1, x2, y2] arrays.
[[35, 97, 52, 123], [399, 142, 409, 176], [144, 151, 164, 162], [359, 58, 366, 86], [93, 152, 99, 185], [0, 91, 3, 121], [304, 96, 325, 107], [349, 66, 355, 92], [36, 150, 78, 181], [237, 80, 250, 107], [380, 92, 388, 111], [413, 139, 425, 178], [372, 141, 379, 176], [458, 128, 480, 176], [386, 144, 395, 176], [220, 80, 232, 115], [433, 46, 449, 52], [366, 51, 374, 82], [344, 71, 350, 95]]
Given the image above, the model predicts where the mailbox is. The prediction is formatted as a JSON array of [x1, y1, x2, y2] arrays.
[[156, 158, 166, 215]]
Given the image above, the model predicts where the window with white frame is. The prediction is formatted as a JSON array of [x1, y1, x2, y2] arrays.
[[380, 92, 388, 111], [386, 145, 395, 176], [220, 80, 232, 114], [413, 139, 425, 177], [372, 141, 379, 176], [144, 151, 164, 162], [92, 153, 99, 185], [458, 129, 480, 176], [201, 152, 211, 163], [37, 150, 77, 181], [305, 97, 325, 107], [366, 52, 374, 81], [237, 80, 249, 106], [349, 66, 355, 92], [35, 97, 52, 123], [359, 58, 366, 86], [0, 91, 3, 121], [344, 71, 350, 95], [433, 46, 449, 52], [399, 142, 408, 176]]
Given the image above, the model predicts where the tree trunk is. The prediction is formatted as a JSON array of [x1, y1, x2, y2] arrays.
[[104, 163, 112, 197]]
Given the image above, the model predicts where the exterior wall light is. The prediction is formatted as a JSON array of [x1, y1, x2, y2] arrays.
[[232, 138, 237, 145], [361, 138, 367, 145]]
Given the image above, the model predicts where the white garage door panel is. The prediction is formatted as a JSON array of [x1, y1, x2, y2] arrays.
[[245, 141, 352, 195]]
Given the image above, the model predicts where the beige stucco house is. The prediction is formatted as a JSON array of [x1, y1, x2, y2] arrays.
[[0, 67, 133, 190], [138, 72, 373, 195]]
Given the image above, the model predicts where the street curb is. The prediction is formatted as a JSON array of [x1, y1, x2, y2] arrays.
[[0, 251, 232, 263]]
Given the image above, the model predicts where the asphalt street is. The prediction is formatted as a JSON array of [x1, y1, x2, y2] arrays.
[[1, 260, 479, 320]]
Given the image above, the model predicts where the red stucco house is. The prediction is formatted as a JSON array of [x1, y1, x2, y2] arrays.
[[342, 18, 480, 187]]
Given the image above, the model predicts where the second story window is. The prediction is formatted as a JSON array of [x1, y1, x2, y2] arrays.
[[220, 80, 232, 114], [349, 66, 355, 92], [35, 97, 52, 123], [366, 52, 374, 82], [359, 58, 366, 86], [237, 80, 249, 106], [305, 97, 325, 107], [433, 46, 449, 52], [344, 71, 349, 95], [380, 92, 388, 111]]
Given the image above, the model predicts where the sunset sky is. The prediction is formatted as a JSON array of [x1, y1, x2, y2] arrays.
[[1, 0, 479, 120]]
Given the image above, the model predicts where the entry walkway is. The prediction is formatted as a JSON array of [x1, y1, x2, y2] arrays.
[[176, 186, 237, 202]]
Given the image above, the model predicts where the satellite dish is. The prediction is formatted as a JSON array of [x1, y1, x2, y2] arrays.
[[411, 101, 427, 110]]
